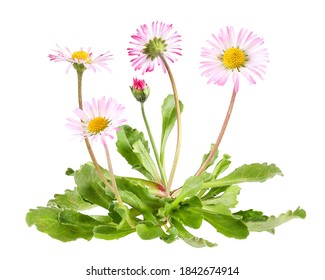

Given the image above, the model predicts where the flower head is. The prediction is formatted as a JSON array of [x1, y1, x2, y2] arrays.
[[128, 21, 182, 74], [200, 26, 268, 93], [130, 78, 150, 102], [66, 97, 126, 145], [49, 45, 113, 73]]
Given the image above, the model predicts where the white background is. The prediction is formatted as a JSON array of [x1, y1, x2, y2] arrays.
[[1, 0, 324, 279]]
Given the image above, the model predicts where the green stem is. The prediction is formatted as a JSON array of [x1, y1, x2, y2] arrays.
[[76, 70, 134, 228], [159, 55, 182, 196], [77, 71, 113, 191], [160, 142, 166, 174], [141, 102, 167, 189], [103, 142, 135, 228], [195, 87, 237, 176]]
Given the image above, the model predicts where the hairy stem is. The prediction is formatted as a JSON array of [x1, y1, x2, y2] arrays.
[[195, 87, 237, 176], [159, 55, 182, 196], [77, 71, 134, 228], [103, 142, 124, 206]]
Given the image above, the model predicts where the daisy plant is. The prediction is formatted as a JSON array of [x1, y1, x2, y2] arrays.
[[26, 24, 305, 247]]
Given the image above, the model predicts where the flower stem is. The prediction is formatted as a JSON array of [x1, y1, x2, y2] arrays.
[[159, 55, 182, 196], [76, 70, 134, 228], [141, 102, 167, 189], [103, 141, 124, 206], [77, 72, 112, 190], [195, 87, 237, 176], [77, 70, 84, 109]]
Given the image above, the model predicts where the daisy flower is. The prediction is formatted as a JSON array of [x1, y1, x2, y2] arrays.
[[128, 21, 182, 74], [66, 97, 126, 145], [200, 26, 268, 93], [49, 45, 113, 73]]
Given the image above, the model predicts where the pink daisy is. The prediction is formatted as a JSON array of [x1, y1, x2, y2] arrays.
[[49, 45, 113, 73], [128, 21, 182, 74], [66, 97, 126, 145], [200, 26, 268, 93]]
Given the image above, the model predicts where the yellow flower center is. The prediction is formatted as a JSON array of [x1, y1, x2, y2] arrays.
[[88, 117, 109, 134], [222, 48, 246, 69], [71, 50, 92, 63]]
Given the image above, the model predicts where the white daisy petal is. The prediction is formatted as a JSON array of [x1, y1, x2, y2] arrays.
[[66, 97, 126, 143]]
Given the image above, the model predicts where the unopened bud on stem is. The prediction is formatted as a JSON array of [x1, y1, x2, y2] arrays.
[[130, 78, 150, 103]]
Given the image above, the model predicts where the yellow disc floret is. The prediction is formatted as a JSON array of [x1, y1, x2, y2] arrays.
[[71, 50, 92, 63], [222, 48, 246, 70], [88, 117, 109, 134]]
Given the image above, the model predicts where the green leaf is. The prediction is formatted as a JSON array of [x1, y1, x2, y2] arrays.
[[132, 140, 161, 183], [115, 177, 164, 210], [47, 187, 94, 211], [142, 211, 159, 225], [160, 94, 184, 157], [74, 164, 113, 209], [168, 177, 204, 212], [244, 207, 306, 233], [172, 209, 203, 229], [201, 186, 228, 200], [196, 209, 249, 239], [94, 225, 135, 240], [58, 209, 108, 228], [119, 190, 150, 212], [203, 185, 241, 208], [202, 204, 232, 216], [136, 223, 167, 240], [212, 154, 231, 178], [171, 218, 217, 248], [172, 196, 203, 229], [201, 145, 219, 171], [161, 226, 178, 244], [116, 125, 155, 181], [204, 163, 283, 189], [234, 209, 268, 222], [65, 167, 75, 176], [26, 207, 93, 242]]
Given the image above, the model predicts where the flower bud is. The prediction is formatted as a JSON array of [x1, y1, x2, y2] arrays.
[[130, 78, 150, 103]]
